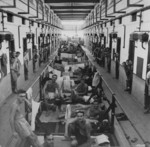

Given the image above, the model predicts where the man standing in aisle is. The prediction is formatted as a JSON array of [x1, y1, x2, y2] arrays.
[[10, 52, 21, 93], [9, 89, 41, 147]]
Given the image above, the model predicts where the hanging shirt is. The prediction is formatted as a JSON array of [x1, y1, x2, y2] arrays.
[[92, 71, 100, 87]]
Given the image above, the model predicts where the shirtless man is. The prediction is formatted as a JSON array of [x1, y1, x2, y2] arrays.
[[64, 110, 92, 147], [9, 89, 41, 147]]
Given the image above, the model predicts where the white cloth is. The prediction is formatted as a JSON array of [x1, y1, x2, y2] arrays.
[[56, 77, 64, 90], [70, 80, 75, 87], [48, 92, 55, 99], [62, 61, 68, 66], [63, 79, 71, 92], [83, 95, 90, 102], [95, 134, 110, 145], [53, 69, 61, 77], [92, 71, 100, 87], [61, 53, 68, 58], [146, 71, 150, 79], [88, 86, 92, 91], [31, 100, 40, 131], [26, 87, 33, 100], [146, 71, 150, 95], [48, 66, 54, 72], [65, 104, 71, 120]]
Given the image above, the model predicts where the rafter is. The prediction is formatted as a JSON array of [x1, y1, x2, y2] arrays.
[[54, 10, 91, 13], [45, 0, 99, 3], [50, 6, 94, 9]]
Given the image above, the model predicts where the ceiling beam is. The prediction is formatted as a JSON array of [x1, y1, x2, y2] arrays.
[[57, 13, 88, 15], [60, 18, 84, 20], [50, 6, 94, 9], [58, 14, 87, 16], [45, 0, 99, 3], [59, 16, 86, 18], [54, 10, 91, 13]]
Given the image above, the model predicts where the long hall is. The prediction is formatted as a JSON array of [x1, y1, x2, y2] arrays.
[[0, 0, 150, 147]]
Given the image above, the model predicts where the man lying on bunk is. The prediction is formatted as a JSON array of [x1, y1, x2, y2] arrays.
[[9, 89, 41, 147], [43, 75, 62, 111], [64, 110, 95, 147]]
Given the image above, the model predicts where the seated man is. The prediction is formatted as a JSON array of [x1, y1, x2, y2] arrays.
[[64, 110, 91, 147], [74, 79, 88, 96], [44, 75, 61, 97], [43, 75, 62, 111]]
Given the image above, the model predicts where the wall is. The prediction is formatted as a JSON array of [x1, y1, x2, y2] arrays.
[[0, 0, 61, 104], [85, 0, 150, 105]]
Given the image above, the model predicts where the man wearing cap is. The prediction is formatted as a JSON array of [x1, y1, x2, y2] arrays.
[[64, 110, 92, 147]]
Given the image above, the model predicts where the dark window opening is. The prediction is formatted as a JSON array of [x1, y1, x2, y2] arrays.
[[38, 23, 40, 27], [105, 23, 107, 27], [22, 17, 26, 25], [119, 17, 122, 24], [110, 21, 113, 26], [31, 21, 34, 26], [131, 12, 137, 22], [7, 13, 13, 22]]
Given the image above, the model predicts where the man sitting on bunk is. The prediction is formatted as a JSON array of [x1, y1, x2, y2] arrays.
[[74, 78, 88, 96], [43, 75, 62, 111], [64, 110, 92, 147]]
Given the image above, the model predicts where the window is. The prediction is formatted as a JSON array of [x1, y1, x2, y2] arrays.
[[7, 13, 13, 22], [131, 12, 137, 22], [38, 23, 40, 27], [105, 23, 107, 27], [110, 21, 113, 26], [31, 21, 34, 26], [22, 17, 26, 25], [119, 17, 122, 24]]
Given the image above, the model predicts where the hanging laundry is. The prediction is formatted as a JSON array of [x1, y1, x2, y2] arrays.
[[26, 87, 33, 100], [31, 99, 41, 131], [65, 104, 71, 120]]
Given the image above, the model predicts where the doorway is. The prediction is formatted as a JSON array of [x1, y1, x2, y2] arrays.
[[127, 39, 135, 93], [107, 35, 112, 73], [23, 38, 28, 80], [115, 37, 121, 79], [144, 41, 150, 109], [9, 39, 16, 91]]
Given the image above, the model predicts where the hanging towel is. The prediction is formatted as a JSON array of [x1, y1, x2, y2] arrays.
[[31, 99, 41, 131], [26, 87, 33, 100], [95, 134, 110, 145], [65, 104, 71, 120], [92, 71, 100, 87]]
